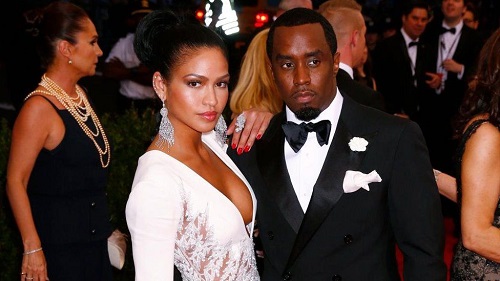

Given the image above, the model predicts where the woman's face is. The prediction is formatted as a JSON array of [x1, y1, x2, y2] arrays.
[[70, 18, 103, 77], [164, 47, 229, 136]]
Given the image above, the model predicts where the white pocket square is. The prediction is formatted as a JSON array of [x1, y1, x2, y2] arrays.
[[343, 170, 382, 193]]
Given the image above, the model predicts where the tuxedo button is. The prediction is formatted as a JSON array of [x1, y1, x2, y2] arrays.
[[267, 231, 274, 240], [282, 272, 292, 280], [332, 274, 342, 281], [344, 234, 353, 245]]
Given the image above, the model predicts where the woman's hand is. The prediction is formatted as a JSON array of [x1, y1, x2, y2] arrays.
[[21, 249, 48, 281], [227, 108, 273, 154]]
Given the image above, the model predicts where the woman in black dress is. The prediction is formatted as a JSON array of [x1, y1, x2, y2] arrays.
[[6, 2, 112, 280], [451, 28, 500, 280]]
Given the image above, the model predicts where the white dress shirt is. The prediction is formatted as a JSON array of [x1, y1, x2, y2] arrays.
[[284, 91, 343, 212], [436, 20, 465, 93], [401, 28, 419, 77], [339, 63, 354, 79]]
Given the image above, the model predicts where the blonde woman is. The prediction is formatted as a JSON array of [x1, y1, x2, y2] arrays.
[[230, 29, 282, 117], [228, 29, 280, 153]]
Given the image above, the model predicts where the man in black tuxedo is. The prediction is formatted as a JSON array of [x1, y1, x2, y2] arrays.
[[372, 1, 430, 120], [318, 0, 386, 112], [420, 0, 481, 173], [229, 8, 446, 281]]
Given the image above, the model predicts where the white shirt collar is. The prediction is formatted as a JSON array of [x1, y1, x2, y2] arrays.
[[442, 20, 464, 34], [400, 28, 419, 46], [339, 63, 354, 79]]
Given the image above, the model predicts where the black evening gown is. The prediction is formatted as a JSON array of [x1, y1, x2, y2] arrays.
[[451, 119, 500, 280]]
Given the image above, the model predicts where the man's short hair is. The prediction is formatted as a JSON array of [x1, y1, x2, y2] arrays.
[[278, 0, 313, 11], [266, 8, 338, 60], [317, 0, 362, 14], [402, 1, 430, 17]]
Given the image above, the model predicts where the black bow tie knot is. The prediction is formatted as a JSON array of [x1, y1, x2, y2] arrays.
[[282, 120, 332, 153], [408, 41, 419, 48], [440, 27, 456, 34]]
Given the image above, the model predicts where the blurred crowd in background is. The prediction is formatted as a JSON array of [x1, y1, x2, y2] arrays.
[[0, 0, 498, 122]]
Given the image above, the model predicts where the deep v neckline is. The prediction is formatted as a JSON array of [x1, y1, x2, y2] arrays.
[[144, 133, 256, 237]]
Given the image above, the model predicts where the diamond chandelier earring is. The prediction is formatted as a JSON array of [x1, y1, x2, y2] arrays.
[[157, 101, 174, 149], [215, 115, 227, 147]]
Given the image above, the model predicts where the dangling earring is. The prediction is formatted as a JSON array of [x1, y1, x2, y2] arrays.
[[68, 59, 72, 64], [157, 101, 174, 149], [215, 115, 227, 147]]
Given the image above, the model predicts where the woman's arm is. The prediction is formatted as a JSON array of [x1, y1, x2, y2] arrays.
[[434, 169, 457, 203], [460, 122, 500, 262], [126, 172, 181, 281], [6, 96, 61, 280]]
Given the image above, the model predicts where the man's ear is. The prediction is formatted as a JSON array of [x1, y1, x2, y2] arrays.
[[351, 29, 360, 48], [153, 71, 167, 101], [332, 52, 340, 75]]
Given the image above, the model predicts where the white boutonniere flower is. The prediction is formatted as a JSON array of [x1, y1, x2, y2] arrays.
[[348, 137, 368, 152], [343, 170, 382, 193]]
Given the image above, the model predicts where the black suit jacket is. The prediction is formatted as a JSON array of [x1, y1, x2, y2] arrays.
[[336, 68, 386, 112], [420, 23, 481, 119], [229, 95, 446, 281], [372, 31, 427, 119], [418, 22, 481, 171]]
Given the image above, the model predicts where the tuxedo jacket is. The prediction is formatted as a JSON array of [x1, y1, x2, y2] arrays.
[[420, 23, 481, 121], [418, 23, 481, 171], [229, 95, 446, 281], [372, 31, 427, 119], [336, 68, 386, 113]]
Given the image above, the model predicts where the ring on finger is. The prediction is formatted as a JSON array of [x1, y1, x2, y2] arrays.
[[235, 113, 246, 133], [26, 278, 34, 280]]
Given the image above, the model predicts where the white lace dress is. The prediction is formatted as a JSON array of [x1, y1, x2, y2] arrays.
[[126, 132, 259, 281]]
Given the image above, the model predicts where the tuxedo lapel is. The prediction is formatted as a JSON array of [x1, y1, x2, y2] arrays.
[[257, 113, 304, 233], [284, 99, 375, 270], [397, 33, 414, 76], [415, 42, 426, 85]]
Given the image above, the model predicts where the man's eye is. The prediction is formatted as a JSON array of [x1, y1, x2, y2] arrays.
[[281, 62, 294, 69], [308, 59, 320, 67]]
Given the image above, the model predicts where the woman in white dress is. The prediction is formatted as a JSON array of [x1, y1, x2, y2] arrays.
[[125, 9, 259, 281]]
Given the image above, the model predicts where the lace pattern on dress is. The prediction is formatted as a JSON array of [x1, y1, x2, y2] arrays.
[[174, 188, 260, 281]]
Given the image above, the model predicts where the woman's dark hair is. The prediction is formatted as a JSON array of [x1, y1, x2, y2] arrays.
[[454, 28, 500, 136], [36, 1, 89, 69], [266, 8, 337, 61], [134, 9, 228, 81]]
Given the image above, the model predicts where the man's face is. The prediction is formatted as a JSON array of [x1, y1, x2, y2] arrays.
[[402, 7, 429, 40], [270, 23, 340, 120], [352, 22, 367, 69], [442, 0, 466, 22]]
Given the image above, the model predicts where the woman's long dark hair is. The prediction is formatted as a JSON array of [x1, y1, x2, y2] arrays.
[[454, 28, 500, 136]]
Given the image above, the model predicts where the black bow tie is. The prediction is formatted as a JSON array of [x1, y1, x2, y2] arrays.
[[282, 120, 332, 153], [440, 27, 456, 34], [408, 41, 419, 48]]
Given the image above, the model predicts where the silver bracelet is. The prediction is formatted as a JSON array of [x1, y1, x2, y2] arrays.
[[433, 169, 442, 182], [23, 247, 43, 255]]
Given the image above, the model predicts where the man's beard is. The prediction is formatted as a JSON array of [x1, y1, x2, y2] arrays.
[[294, 107, 321, 121]]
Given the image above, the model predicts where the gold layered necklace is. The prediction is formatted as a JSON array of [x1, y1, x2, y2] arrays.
[[25, 74, 111, 168]]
